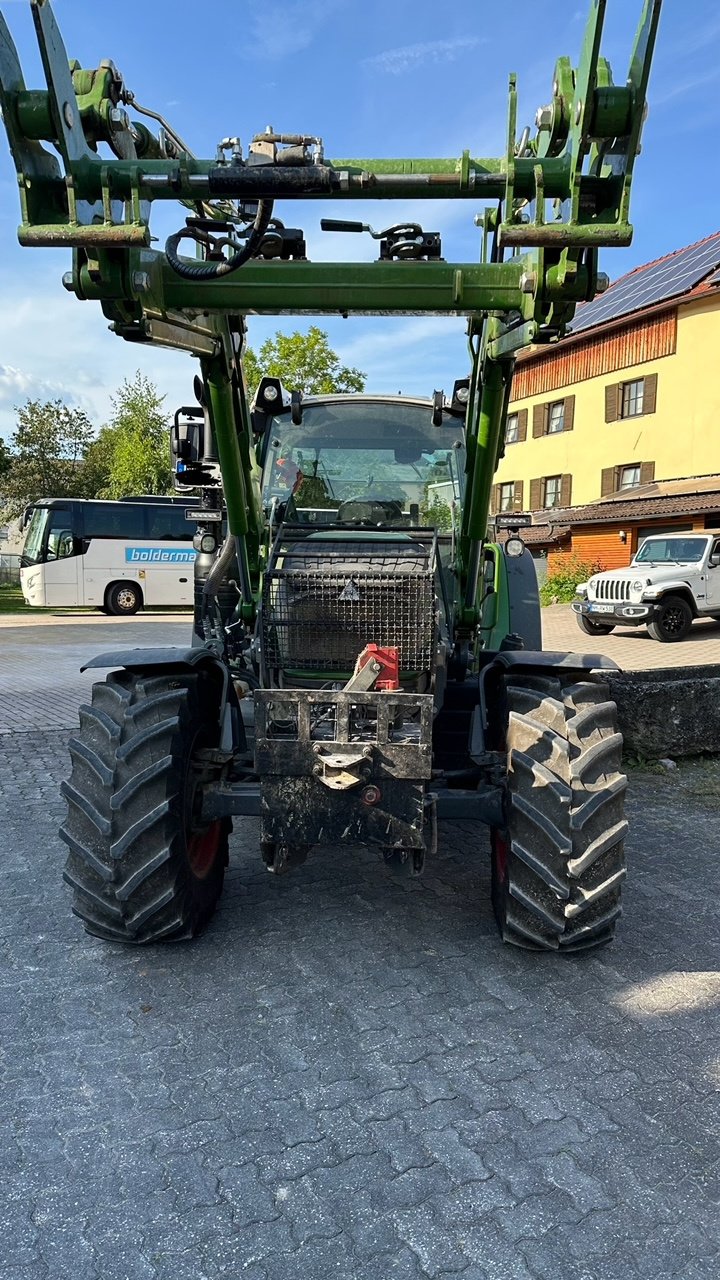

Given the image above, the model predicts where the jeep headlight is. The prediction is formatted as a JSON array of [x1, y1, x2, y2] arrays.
[[632, 580, 644, 592]]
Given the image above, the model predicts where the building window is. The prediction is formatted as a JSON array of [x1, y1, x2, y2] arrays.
[[619, 464, 641, 490], [505, 413, 519, 444], [499, 482, 515, 513], [601, 461, 655, 497], [606, 373, 657, 423], [547, 401, 565, 434], [621, 380, 644, 418], [544, 476, 562, 508], [533, 395, 575, 438]]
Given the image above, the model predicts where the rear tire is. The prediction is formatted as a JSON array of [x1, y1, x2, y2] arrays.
[[576, 614, 615, 636], [106, 581, 142, 616], [647, 595, 693, 642], [491, 675, 627, 953], [60, 669, 229, 943]]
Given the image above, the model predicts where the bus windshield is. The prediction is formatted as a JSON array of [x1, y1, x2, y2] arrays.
[[22, 506, 51, 565], [261, 401, 464, 528]]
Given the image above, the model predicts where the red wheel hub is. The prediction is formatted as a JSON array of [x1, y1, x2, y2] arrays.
[[187, 822, 222, 879], [492, 831, 509, 885]]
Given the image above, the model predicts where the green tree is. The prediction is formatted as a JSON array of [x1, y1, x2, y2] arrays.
[[242, 326, 365, 396], [0, 398, 95, 518], [0, 437, 11, 483], [101, 372, 172, 499]]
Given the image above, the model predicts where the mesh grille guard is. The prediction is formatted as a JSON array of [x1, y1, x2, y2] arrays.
[[260, 533, 437, 677]]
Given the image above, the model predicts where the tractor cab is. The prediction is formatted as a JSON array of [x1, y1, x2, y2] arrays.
[[254, 385, 465, 533]]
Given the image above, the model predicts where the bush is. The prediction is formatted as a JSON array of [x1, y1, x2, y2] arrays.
[[540, 557, 605, 606]]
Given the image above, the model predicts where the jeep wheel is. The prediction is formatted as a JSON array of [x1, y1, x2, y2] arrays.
[[60, 669, 229, 943], [576, 615, 615, 637], [491, 675, 627, 952], [647, 595, 693, 642]]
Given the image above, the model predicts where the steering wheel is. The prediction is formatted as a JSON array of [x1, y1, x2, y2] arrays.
[[336, 498, 402, 524]]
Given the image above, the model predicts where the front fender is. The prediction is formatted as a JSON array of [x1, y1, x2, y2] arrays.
[[643, 582, 697, 613], [80, 646, 225, 675], [80, 646, 244, 753]]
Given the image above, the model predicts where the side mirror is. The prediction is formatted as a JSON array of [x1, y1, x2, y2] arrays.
[[709, 554, 720, 568]]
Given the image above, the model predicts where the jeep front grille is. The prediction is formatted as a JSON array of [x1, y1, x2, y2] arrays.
[[595, 578, 631, 602]]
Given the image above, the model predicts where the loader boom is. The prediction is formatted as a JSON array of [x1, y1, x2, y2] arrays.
[[0, 0, 661, 632]]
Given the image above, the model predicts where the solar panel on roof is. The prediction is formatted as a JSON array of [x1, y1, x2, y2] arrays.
[[570, 235, 720, 334]]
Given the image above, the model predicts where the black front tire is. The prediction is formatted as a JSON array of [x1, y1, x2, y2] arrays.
[[106, 581, 143, 616], [491, 675, 627, 953], [647, 595, 693, 642], [60, 669, 229, 943], [576, 614, 615, 636]]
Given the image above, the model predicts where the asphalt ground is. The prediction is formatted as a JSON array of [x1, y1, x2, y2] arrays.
[[1, 611, 719, 1279]]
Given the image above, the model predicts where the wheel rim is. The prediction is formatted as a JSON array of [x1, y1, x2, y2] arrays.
[[662, 607, 686, 636], [492, 831, 509, 886], [116, 588, 136, 610], [185, 726, 223, 879], [187, 822, 222, 879]]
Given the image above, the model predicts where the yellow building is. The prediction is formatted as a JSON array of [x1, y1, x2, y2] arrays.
[[491, 232, 720, 517]]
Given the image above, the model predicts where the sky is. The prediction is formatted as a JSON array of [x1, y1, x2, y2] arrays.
[[0, 0, 718, 443]]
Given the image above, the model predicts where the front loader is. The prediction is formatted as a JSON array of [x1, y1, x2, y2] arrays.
[[0, 0, 661, 951]]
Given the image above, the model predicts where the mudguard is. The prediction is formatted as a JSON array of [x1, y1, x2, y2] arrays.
[[80, 646, 225, 674], [471, 649, 620, 761], [80, 647, 243, 753]]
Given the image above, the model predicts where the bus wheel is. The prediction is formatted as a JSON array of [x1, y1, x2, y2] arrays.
[[106, 581, 143, 616]]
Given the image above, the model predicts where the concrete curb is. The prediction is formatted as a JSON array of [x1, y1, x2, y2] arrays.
[[609, 665, 720, 758]]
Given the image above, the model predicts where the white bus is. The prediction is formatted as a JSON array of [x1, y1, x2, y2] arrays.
[[20, 497, 197, 613]]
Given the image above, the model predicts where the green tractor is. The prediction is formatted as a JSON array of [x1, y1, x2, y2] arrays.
[[0, 0, 661, 951]]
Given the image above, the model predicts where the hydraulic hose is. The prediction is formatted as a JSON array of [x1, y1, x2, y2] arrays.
[[202, 534, 238, 607], [165, 199, 273, 280]]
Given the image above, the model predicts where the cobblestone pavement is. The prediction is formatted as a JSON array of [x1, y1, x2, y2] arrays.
[[2, 618, 720, 1277], [0, 617, 190, 734], [2, 710, 720, 1275], [543, 604, 720, 670]]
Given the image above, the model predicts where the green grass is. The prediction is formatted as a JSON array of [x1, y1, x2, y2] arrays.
[[0, 584, 33, 614]]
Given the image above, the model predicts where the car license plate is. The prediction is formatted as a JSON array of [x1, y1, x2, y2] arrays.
[[589, 603, 614, 614]]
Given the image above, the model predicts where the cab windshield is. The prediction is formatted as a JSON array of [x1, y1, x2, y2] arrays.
[[634, 537, 708, 564], [261, 401, 464, 529]]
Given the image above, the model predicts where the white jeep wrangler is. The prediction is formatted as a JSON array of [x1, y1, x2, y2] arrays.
[[573, 530, 720, 642]]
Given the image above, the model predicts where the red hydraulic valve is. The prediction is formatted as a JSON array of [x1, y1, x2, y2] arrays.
[[357, 643, 400, 690]]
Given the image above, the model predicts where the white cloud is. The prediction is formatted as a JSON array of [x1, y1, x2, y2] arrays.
[[364, 36, 482, 76], [652, 67, 720, 108], [0, 270, 194, 443], [245, 0, 348, 59]]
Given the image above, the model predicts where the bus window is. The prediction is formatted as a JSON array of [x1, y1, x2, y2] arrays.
[[84, 503, 144, 539], [146, 506, 193, 540], [45, 508, 74, 560]]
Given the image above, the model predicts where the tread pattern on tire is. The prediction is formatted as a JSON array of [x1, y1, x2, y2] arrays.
[[59, 670, 227, 944], [493, 675, 627, 953]]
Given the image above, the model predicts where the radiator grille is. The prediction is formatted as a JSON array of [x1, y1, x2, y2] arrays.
[[261, 539, 436, 674], [595, 578, 631, 602]]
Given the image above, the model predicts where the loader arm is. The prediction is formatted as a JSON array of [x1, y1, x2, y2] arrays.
[[0, 0, 662, 630]]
